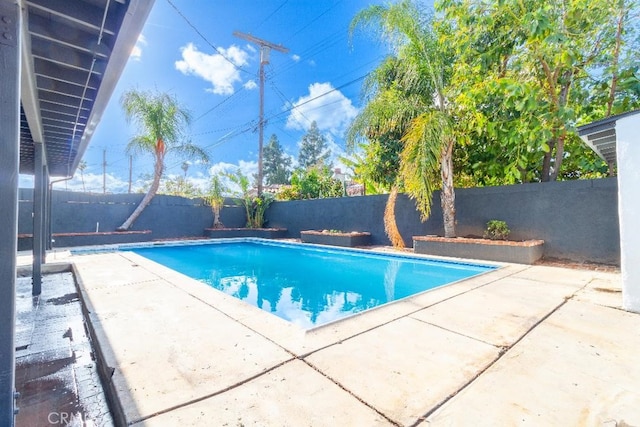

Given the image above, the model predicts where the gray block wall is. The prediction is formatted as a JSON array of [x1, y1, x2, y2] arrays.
[[266, 178, 619, 265], [18, 190, 246, 246], [18, 178, 620, 264]]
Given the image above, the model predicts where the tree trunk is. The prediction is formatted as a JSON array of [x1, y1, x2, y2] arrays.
[[117, 156, 163, 231], [440, 138, 456, 238], [549, 132, 565, 181], [541, 150, 552, 182], [212, 207, 224, 229], [606, 3, 625, 117], [384, 185, 405, 248]]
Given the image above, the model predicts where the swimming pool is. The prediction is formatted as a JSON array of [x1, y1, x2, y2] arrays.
[[128, 239, 496, 328]]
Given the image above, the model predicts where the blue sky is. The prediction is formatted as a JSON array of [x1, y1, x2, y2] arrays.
[[25, 0, 421, 193]]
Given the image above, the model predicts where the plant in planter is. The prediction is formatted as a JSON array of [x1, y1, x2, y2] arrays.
[[226, 169, 274, 228], [247, 193, 274, 228], [483, 220, 510, 240], [204, 170, 285, 239], [203, 173, 227, 229], [414, 218, 543, 264]]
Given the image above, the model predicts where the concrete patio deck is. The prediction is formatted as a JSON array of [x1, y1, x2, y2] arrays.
[[19, 244, 639, 426]]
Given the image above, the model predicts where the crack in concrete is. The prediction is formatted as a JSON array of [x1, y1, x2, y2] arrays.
[[128, 357, 296, 426], [410, 271, 593, 426], [300, 358, 401, 427]]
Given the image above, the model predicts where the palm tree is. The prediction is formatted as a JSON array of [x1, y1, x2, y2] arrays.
[[117, 89, 209, 231], [350, 0, 457, 239], [180, 161, 190, 195], [77, 160, 87, 193], [204, 174, 226, 229]]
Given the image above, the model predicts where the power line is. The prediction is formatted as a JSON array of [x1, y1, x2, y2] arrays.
[[189, 72, 368, 154], [173, 0, 373, 129], [284, 0, 345, 43], [270, 74, 367, 120], [193, 87, 250, 122], [166, 0, 249, 75], [254, 0, 289, 31]]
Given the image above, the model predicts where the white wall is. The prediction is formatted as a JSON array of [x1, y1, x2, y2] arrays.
[[616, 113, 640, 313]]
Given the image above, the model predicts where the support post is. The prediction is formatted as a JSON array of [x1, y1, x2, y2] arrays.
[[616, 114, 640, 313], [46, 180, 52, 250], [258, 54, 265, 196], [0, 1, 21, 424], [232, 31, 288, 196], [32, 142, 45, 295]]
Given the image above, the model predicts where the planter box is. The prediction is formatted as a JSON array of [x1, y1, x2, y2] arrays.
[[300, 230, 371, 247], [413, 235, 544, 264], [204, 228, 287, 239], [18, 231, 152, 250]]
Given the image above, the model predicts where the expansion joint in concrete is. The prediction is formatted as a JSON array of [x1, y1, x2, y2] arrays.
[[410, 295, 571, 426]]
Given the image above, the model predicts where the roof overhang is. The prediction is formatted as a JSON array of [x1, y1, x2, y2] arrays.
[[19, 0, 155, 177], [577, 110, 640, 167]]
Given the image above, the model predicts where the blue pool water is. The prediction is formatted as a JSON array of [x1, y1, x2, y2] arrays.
[[129, 240, 495, 328]]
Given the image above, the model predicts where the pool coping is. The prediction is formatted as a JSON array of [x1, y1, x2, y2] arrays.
[[74, 237, 504, 333], [57, 240, 638, 425], [125, 241, 502, 334]]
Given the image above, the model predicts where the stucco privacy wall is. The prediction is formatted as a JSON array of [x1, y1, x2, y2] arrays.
[[267, 178, 620, 265], [19, 178, 619, 264], [616, 115, 640, 312]]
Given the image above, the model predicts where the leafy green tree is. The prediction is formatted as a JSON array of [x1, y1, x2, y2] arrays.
[[346, 58, 405, 194], [162, 176, 202, 198], [440, 0, 638, 182], [263, 134, 292, 185], [117, 89, 209, 230], [277, 166, 343, 200], [350, 1, 458, 239], [298, 121, 330, 169]]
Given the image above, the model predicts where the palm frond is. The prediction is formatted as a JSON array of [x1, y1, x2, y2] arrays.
[[169, 142, 210, 164], [400, 110, 449, 221]]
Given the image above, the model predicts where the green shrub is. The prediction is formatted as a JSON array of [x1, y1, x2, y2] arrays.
[[484, 220, 510, 240]]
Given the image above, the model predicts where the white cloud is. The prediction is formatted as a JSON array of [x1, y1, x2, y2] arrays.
[[175, 43, 250, 95], [130, 34, 147, 61], [243, 80, 257, 90], [286, 82, 358, 136], [291, 54, 301, 62], [48, 172, 131, 194]]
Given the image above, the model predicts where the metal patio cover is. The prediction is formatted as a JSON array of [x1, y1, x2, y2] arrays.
[[18, 0, 154, 177], [577, 109, 640, 167]]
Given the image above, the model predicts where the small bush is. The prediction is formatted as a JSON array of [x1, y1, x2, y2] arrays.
[[484, 220, 510, 240]]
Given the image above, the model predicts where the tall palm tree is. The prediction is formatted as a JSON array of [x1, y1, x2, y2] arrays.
[[350, 0, 457, 238], [117, 89, 209, 231]]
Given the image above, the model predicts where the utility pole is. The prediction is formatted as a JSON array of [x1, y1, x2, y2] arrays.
[[233, 31, 288, 196], [128, 155, 132, 193], [102, 149, 106, 194]]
